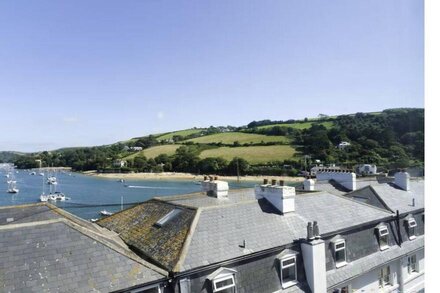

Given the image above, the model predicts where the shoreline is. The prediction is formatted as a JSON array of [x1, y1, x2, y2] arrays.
[[83, 171, 305, 182]]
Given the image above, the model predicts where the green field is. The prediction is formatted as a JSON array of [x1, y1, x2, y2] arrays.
[[185, 132, 290, 145], [199, 145, 296, 164], [156, 129, 205, 141], [124, 145, 181, 160], [256, 121, 334, 130]]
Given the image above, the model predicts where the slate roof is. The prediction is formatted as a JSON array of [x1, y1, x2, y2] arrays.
[[97, 199, 197, 271], [314, 178, 425, 214], [0, 204, 166, 293], [327, 235, 424, 289], [160, 189, 393, 271]]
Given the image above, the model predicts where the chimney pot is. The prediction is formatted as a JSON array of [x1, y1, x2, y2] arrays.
[[307, 222, 314, 240], [214, 176, 218, 181], [271, 179, 277, 185], [204, 176, 208, 181], [280, 180, 285, 186], [263, 179, 268, 185]]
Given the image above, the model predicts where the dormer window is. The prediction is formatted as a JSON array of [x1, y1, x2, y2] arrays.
[[332, 239, 347, 268], [207, 267, 237, 293], [213, 275, 235, 293], [406, 218, 417, 240], [376, 226, 389, 250], [280, 255, 297, 288]]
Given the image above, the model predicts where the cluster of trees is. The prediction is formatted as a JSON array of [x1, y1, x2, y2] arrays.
[[294, 109, 424, 168]]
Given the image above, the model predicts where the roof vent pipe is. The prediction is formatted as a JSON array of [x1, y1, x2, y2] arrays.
[[412, 198, 415, 207]]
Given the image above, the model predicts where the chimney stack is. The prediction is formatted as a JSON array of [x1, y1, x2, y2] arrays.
[[271, 179, 277, 185], [394, 171, 410, 191], [254, 181, 295, 213], [280, 180, 284, 186], [304, 178, 315, 191], [316, 170, 356, 191]]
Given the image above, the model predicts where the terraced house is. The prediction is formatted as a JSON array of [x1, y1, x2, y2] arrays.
[[0, 171, 424, 293]]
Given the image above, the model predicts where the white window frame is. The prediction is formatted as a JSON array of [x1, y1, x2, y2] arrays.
[[379, 265, 391, 288], [280, 255, 297, 288], [407, 218, 417, 240], [334, 239, 347, 268], [212, 274, 236, 293], [377, 226, 389, 250], [407, 254, 418, 274]]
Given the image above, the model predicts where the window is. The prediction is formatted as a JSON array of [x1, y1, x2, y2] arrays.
[[406, 218, 417, 240], [333, 240, 347, 268], [407, 255, 417, 274], [213, 275, 236, 293], [379, 266, 391, 288], [155, 208, 182, 227], [332, 286, 349, 293], [377, 226, 389, 250], [280, 255, 297, 288]]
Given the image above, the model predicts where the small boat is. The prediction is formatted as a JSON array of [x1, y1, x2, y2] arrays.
[[118, 179, 125, 183], [90, 218, 99, 223], [40, 194, 49, 202], [100, 210, 113, 216], [39, 172, 44, 176], [47, 176, 58, 185], [29, 171, 36, 175]]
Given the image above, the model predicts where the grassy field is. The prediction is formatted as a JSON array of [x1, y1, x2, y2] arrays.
[[256, 121, 334, 130], [156, 129, 205, 141], [184, 132, 290, 145], [199, 145, 296, 164], [124, 145, 181, 160]]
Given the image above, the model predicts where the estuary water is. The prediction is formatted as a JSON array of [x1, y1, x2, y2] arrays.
[[0, 171, 256, 220]]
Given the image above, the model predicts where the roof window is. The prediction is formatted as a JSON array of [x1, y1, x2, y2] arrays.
[[376, 226, 389, 250], [405, 218, 417, 240], [155, 208, 182, 227]]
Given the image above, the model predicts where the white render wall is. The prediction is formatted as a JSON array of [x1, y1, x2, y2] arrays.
[[334, 249, 424, 293]]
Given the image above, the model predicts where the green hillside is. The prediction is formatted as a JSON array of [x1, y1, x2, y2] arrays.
[[199, 145, 296, 164], [156, 129, 205, 141], [185, 132, 289, 145], [124, 145, 180, 160], [256, 121, 334, 130]]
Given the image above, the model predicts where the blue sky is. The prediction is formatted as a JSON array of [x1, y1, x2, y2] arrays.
[[0, 0, 424, 152]]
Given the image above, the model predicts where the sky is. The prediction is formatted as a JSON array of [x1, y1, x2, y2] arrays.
[[0, 0, 424, 152]]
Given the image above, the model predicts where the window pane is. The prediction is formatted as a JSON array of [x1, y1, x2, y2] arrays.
[[409, 227, 415, 237], [137, 288, 158, 293], [335, 249, 345, 263], [335, 242, 345, 249], [379, 235, 389, 247], [215, 278, 234, 289], [282, 265, 296, 283], [282, 257, 295, 266]]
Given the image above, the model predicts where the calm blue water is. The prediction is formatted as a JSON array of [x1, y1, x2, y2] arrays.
[[0, 171, 257, 220]]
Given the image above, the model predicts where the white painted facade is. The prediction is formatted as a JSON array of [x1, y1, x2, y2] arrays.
[[332, 249, 424, 293]]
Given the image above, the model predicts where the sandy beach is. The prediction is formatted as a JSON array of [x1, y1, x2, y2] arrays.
[[84, 171, 304, 182]]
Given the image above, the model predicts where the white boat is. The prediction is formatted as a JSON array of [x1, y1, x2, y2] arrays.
[[47, 176, 57, 185], [90, 218, 99, 223], [6, 169, 19, 193], [49, 192, 66, 201], [40, 194, 49, 202], [29, 171, 36, 175], [100, 210, 113, 216], [39, 172, 44, 176]]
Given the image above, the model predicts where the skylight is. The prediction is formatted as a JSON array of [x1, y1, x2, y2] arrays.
[[155, 208, 182, 227]]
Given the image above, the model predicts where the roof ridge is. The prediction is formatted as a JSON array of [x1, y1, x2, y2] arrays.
[[173, 208, 202, 272], [328, 190, 395, 215], [0, 218, 63, 230]]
